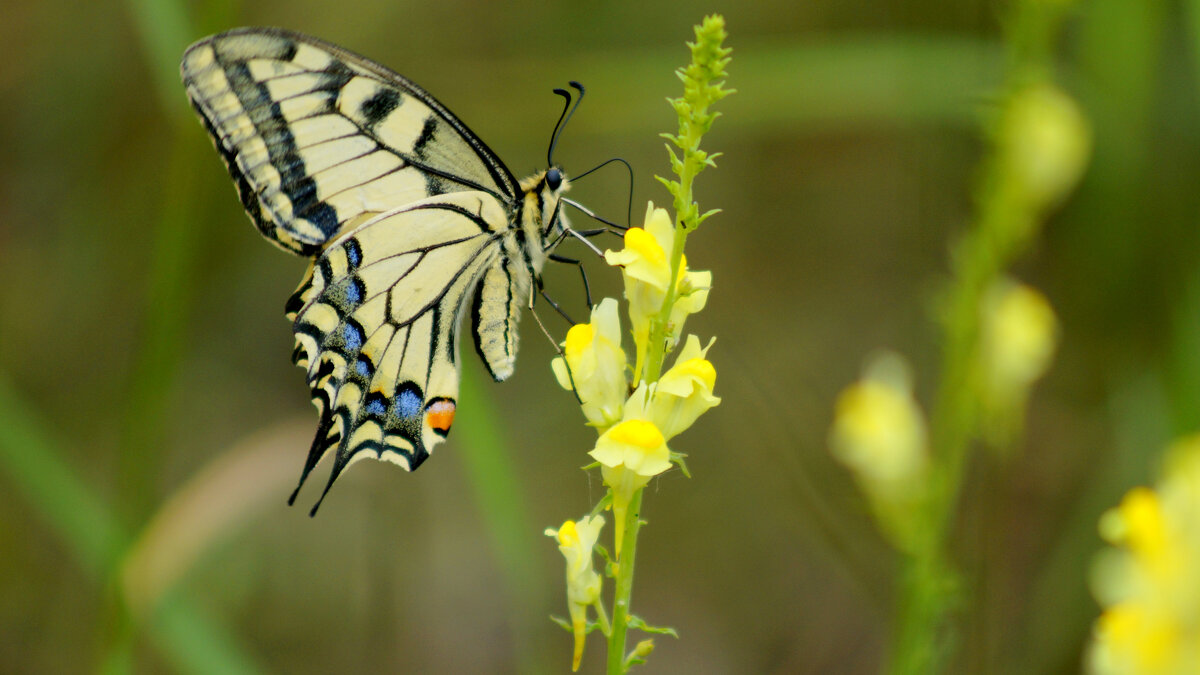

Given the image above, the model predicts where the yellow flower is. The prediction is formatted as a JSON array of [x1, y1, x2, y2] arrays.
[[545, 515, 605, 672], [829, 352, 930, 552], [604, 203, 711, 379], [590, 419, 671, 557], [981, 281, 1058, 392], [551, 299, 628, 429], [645, 335, 720, 439], [1088, 435, 1200, 674], [979, 280, 1058, 448], [998, 83, 1091, 213]]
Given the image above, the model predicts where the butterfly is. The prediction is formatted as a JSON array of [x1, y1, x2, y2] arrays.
[[182, 27, 590, 514]]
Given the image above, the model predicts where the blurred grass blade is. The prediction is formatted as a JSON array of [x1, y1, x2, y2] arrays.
[[464, 35, 1005, 148], [149, 589, 263, 675], [0, 373, 126, 578], [124, 0, 192, 117], [117, 0, 227, 524], [117, 129, 208, 524], [122, 420, 312, 617], [0, 373, 264, 673], [456, 369, 551, 674]]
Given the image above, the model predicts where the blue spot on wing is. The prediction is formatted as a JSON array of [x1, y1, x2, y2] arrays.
[[344, 239, 362, 268], [345, 279, 362, 305], [354, 358, 373, 378], [365, 397, 386, 416], [342, 322, 363, 350], [393, 386, 423, 419]]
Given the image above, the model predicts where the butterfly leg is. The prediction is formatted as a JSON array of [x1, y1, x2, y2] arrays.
[[534, 275, 577, 325], [563, 197, 629, 232], [574, 227, 623, 239], [548, 253, 594, 309]]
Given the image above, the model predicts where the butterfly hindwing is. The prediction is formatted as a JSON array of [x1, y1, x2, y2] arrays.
[[284, 191, 512, 512], [181, 27, 520, 255]]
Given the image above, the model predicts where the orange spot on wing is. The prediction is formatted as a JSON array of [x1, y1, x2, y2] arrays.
[[426, 400, 456, 434]]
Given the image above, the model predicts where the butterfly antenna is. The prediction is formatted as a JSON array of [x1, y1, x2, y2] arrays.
[[568, 156, 635, 228], [547, 81, 586, 165]]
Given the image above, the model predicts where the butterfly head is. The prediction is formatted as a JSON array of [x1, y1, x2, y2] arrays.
[[520, 166, 572, 243], [546, 166, 564, 191]]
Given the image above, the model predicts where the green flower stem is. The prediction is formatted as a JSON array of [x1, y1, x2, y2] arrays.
[[887, 124, 1031, 675], [606, 488, 644, 675], [889, 542, 953, 675], [594, 591, 613, 636], [887, 2, 1079, 671], [644, 226, 690, 384], [644, 14, 731, 384]]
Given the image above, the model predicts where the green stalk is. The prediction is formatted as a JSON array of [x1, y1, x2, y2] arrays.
[[886, 1, 1083, 670], [606, 488, 645, 674], [643, 217, 690, 384]]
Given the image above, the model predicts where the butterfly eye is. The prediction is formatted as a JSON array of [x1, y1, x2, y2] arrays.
[[546, 168, 563, 191]]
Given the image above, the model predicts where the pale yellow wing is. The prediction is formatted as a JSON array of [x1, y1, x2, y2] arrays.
[[283, 191, 518, 513], [181, 27, 521, 255]]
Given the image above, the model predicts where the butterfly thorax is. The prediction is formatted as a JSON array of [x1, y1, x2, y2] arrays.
[[515, 167, 571, 281]]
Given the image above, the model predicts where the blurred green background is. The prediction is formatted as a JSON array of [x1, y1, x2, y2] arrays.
[[1, 0, 1196, 672]]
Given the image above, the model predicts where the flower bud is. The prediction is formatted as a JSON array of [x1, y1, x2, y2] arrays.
[[979, 280, 1058, 448]]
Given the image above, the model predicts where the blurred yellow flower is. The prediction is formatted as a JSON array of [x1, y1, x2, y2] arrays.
[[551, 298, 629, 430], [829, 352, 930, 551], [545, 515, 605, 671], [1088, 435, 1200, 674], [979, 279, 1058, 447], [998, 82, 1091, 213], [981, 280, 1058, 393]]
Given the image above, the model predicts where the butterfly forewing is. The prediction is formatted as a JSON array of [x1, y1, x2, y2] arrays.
[[182, 27, 568, 513], [181, 27, 520, 255]]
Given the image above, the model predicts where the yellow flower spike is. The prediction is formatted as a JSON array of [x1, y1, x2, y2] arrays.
[[545, 515, 605, 671], [551, 299, 628, 429], [1088, 435, 1200, 674], [650, 335, 720, 439], [590, 419, 671, 557]]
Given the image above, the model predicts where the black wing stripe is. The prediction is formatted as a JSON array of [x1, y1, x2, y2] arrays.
[[215, 59, 342, 244]]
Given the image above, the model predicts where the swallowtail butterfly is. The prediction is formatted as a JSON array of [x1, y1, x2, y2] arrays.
[[182, 27, 585, 513]]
